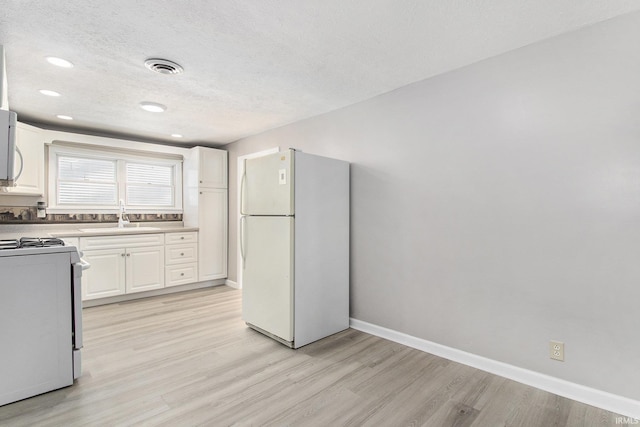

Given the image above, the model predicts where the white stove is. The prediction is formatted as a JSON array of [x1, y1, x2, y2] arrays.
[[0, 237, 86, 406]]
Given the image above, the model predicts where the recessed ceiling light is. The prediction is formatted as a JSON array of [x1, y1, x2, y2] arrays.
[[140, 102, 166, 113], [39, 89, 61, 97], [56, 115, 73, 120], [171, 134, 183, 138], [46, 57, 74, 68]]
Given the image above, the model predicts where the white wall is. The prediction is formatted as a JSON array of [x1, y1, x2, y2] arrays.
[[226, 11, 640, 401]]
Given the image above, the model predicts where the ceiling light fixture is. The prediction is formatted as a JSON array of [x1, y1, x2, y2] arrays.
[[56, 115, 73, 120], [144, 58, 184, 75], [46, 57, 74, 68], [171, 134, 183, 138], [39, 89, 61, 97], [139, 102, 166, 113]]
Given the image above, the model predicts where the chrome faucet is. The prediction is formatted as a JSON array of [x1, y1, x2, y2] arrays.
[[118, 199, 130, 228]]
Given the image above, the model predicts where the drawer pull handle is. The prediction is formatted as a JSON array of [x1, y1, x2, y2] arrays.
[[180, 273, 185, 276], [180, 253, 184, 256], [181, 237, 185, 240], [121, 253, 125, 257], [127, 253, 130, 257]]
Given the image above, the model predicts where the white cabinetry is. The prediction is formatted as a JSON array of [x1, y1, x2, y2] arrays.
[[126, 245, 165, 294], [80, 234, 165, 300], [184, 147, 228, 281], [81, 248, 126, 300], [165, 231, 198, 287], [198, 188, 227, 280], [185, 146, 227, 188], [0, 122, 45, 196]]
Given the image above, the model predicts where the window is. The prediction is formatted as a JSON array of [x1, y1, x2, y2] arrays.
[[126, 162, 174, 207], [57, 156, 117, 205], [48, 145, 182, 213]]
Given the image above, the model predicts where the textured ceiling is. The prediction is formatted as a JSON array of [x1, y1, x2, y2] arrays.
[[1, 1, 639, 146]]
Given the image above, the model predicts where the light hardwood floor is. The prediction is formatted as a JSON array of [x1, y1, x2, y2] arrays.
[[0, 286, 622, 426]]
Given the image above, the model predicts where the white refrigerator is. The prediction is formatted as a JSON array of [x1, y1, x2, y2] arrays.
[[240, 149, 349, 348]]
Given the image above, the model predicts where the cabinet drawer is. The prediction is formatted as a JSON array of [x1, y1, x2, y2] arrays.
[[81, 233, 165, 250], [165, 243, 198, 265], [165, 263, 198, 287], [165, 232, 198, 244]]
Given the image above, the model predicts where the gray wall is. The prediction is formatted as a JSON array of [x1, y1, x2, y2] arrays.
[[225, 12, 640, 401]]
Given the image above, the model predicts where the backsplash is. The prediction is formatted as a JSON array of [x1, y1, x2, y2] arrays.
[[0, 206, 182, 224]]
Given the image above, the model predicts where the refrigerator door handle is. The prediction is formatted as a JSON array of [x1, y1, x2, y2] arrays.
[[240, 160, 247, 215], [240, 215, 247, 268]]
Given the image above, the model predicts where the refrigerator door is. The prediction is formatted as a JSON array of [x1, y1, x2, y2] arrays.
[[242, 216, 294, 342], [241, 150, 294, 216]]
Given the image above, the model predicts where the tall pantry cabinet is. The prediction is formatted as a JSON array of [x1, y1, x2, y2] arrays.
[[183, 147, 228, 281]]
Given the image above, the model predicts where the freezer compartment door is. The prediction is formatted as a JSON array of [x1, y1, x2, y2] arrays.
[[241, 150, 294, 216], [242, 216, 294, 342]]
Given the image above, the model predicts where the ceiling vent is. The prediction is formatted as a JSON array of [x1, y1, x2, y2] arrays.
[[144, 58, 183, 75]]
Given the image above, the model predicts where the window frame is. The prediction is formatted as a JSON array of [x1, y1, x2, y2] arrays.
[[47, 144, 183, 214]]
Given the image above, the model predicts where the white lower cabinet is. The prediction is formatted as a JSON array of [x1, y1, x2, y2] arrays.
[[165, 262, 198, 287], [74, 231, 203, 301], [165, 232, 198, 287], [80, 234, 165, 301], [125, 246, 165, 294], [81, 248, 127, 300]]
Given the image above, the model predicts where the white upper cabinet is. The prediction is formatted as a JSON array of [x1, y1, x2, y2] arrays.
[[185, 146, 227, 188]]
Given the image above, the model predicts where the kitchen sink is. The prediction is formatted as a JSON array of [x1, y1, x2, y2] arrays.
[[79, 227, 161, 233]]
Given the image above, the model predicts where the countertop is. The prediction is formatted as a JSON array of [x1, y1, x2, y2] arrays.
[[49, 225, 199, 238], [0, 223, 198, 240]]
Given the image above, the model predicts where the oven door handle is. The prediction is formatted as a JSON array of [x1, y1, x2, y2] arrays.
[[72, 262, 84, 350]]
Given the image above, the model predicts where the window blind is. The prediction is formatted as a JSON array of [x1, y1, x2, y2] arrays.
[[125, 162, 174, 206], [57, 156, 117, 205]]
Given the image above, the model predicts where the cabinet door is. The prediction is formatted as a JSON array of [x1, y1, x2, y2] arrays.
[[199, 148, 227, 188], [126, 246, 165, 293], [82, 248, 126, 300], [9, 122, 44, 195], [199, 188, 227, 281]]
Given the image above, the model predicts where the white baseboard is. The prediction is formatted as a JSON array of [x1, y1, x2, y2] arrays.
[[82, 279, 226, 307], [349, 318, 640, 420], [225, 279, 239, 289]]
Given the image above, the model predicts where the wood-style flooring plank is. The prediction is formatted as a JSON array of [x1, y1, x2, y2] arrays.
[[0, 286, 624, 426]]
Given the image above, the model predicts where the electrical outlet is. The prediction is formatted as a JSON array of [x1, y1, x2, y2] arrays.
[[550, 341, 564, 361]]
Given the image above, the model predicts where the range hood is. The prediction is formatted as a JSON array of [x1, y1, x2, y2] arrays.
[[0, 46, 17, 187], [0, 109, 17, 187], [0, 46, 8, 111]]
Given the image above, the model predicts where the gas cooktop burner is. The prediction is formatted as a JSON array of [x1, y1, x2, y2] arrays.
[[19, 237, 66, 248], [0, 239, 20, 250], [0, 237, 66, 250]]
